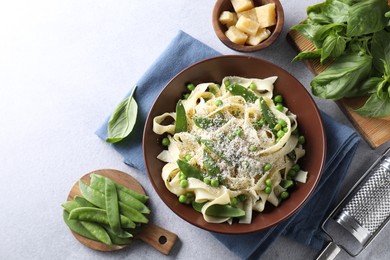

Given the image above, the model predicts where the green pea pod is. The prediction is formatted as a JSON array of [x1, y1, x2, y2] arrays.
[[192, 202, 205, 213], [105, 178, 132, 238], [91, 174, 149, 203], [205, 204, 245, 218], [69, 207, 136, 229], [63, 211, 98, 241], [226, 84, 258, 103], [177, 159, 204, 180], [203, 150, 221, 176], [90, 175, 150, 214], [80, 221, 112, 245], [61, 200, 80, 212], [193, 117, 226, 129], [74, 196, 95, 207], [199, 139, 232, 166], [119, 202, 149, 224], [104, 225, 133, 245], [79, 180, 106, 209], [280, 179, 295, 189], [175, 100, 187, 133], [260, 97, 277, 128]]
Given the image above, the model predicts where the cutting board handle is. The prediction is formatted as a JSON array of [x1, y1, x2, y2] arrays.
[[136, 223, 178, 255]]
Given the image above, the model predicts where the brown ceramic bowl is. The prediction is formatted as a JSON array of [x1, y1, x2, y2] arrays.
[[212, 0, 284, 52], [143, 55, 326, 234]]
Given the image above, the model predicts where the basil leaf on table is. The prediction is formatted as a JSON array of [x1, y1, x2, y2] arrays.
[[307, 0, 350, 24], [106, 86, 138, 143], [310, 52, 372, 100], [346, 0, 388, 37], [355, 90, 390, 118], [320, 32, 346, 63], [371, 30, 390, 74]]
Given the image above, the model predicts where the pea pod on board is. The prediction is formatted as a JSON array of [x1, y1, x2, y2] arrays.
[[226, 83, 258, 103], [105, 178, 133, 238], [104, 225, 133, 245], [119, 201, 149, 224], [175, 100, 187, 133], [63, 211, 97, 241], [68, 207, 136, 229], [91, 174, 149, 203], [80, 221, 112, 245], [90, 175, 150, 214]]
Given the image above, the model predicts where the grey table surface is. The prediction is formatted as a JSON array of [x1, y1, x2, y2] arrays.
[[1, 0, 389, 259]]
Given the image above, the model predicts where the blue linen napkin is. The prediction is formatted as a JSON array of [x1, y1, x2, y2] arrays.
[[96, 30, 360, 259]]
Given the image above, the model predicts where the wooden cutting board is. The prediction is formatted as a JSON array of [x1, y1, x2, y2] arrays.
[[287, 29, 390, 149]]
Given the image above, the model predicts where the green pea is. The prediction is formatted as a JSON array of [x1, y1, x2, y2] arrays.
[[183, 93, 190, 99], [281, 191, 289, 199], [230, 197, 238, 207], [209, 87, 217, 95], [275, 137, 281, 143], [215, 100, 223, 106], [265, 178, 272, 187], [298, 135, 306, 144], [277, 130, 285, 138], [224, 79, 230, 87], [264, 186, 272, 194], [249, 145, 257, 152], [288, 169, 296, 177], [278, 119, 287, 127], [274, 123, 282, 131], [263, 163, 272, 172], [292, 164, 300, 172], [210, 179, 219, 187], [258, 118, 265, 127], [184, 154, 192, 162], [187, 83, 195, 91], [274, 95, 283, 103], [162, 137, 170, 146], [276, 103, 284, 111], [249, 83, 257, 90], [283, 127, 289, 133], [180, 179, 189, 188], [234, 128, 243, 137], [179, 172, 187, 180], [203, 177, 211, 185], [179, 194, 188, 203]]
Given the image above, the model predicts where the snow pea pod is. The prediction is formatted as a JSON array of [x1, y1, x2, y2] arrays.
[[105, 178, 132, 238], [91, 174, 149, 203], [203, 150, 221, 176], [199, 139, 233, 166], [175, 100, 187, 133], [193, 117, 226, 130], [259, 97, 277, 128], [205, 204, 245, 218], [61, 200, 80, 212], [69, 207, 136, 229], [90, 175, 150, 214], [74, 196, 95, 207], [80, 221, 112, 245], [119, 202, 149, 224], [177, 159, 204, 180], [226, 84, 258, 103], [79, 180, 106, 209], [63, 211, 97, 241], [104, 225, 133, 245], [192, 201, 206, 213]]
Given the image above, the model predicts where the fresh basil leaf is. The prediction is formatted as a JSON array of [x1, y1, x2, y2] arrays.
[[106, 86, 138, 143], [313, 23, 345, 48], [371, 30, 390, 74], [355, 91, 390, 118], [292, 49, 321, 62], [311, 52, 372, 99], [307, 0, 351, 24], [291, 23, 322, 44], [346, 0, 388, 37], [346, 77, 383, 97], [321, 33, 346, 63]]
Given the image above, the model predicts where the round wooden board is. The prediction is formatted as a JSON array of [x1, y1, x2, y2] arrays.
[[65, 169, 177, 254]]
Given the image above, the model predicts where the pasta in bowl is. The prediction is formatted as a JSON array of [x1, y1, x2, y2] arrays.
[[143, 55, 325, 234]]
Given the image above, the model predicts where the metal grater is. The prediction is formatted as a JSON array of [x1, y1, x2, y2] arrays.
[[317, 148, 390, 260]]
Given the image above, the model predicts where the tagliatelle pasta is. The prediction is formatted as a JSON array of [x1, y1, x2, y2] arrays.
[[153, 76, 307, 224]]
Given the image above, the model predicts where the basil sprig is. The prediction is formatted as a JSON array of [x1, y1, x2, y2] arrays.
[[106, 86, 138, 143]]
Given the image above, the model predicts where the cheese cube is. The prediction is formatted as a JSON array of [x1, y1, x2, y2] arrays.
[[246, 28, 271, 46], [237, 8, 258, 21], [225, 26, 248, 45], [255, 3, 276, 28], [230, 0, 254, 13], [219, 11, 238, 27], [235, 16, 260, 36]]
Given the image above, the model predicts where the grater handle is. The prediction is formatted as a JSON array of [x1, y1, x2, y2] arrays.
[[316, 241, 341, 260]]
